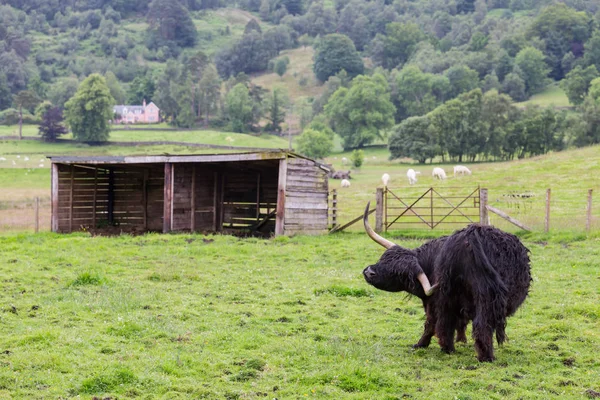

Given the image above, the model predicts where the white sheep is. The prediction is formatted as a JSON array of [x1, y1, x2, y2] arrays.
[[382, 173, 390, 187], [341, 179, 351, 188], [453, 165, 472, 176], [24, 156, 29, 161], [341, 157, 348, 165], [407, 169, 420, 185], [432, 167, 447, 180], [0, 157, 6, 161]]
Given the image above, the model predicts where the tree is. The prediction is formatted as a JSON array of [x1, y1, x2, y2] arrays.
[[225, 83, 254, 132], [266, 88, 286, 133], [105, 71, 126, 104], [389, 115, 439, 164], [14, 90, 41, 140], [173, 75, 196, 128], [501, 72, 527, 101], [0, 73, 11, 111], [48, 78, 80, 109], [350, 149, 364, 168], [127, 75, 155, 105], [147, 0, 198, 48], [444, 65, 479, 99], [382, 23, 425, 69], [274, 58, 287, 79], [562, 65, 599, 105], [515, 47, 550, 95], [393, 65, 445, 121], [64, 74, 114, 143], [38, 107, 68, 142], [296, 128, 333, 159], [583, 30, 600, 72], [313, 34, 364, 82], [198, 64, 221, 126], [325, 74, 396, 150]]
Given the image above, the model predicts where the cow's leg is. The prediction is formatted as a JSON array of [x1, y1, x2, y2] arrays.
[[473, 314, 495, 362], [456, 318, 468, 343], [436, 303, 458, 354], [414, 306, 436, 348]]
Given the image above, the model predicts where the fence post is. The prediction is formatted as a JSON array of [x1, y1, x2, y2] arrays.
[[545, 188, 551, 233], [331, 189, 338, 229], [586, 189, 593, 232], [479, 188, 488, 225], [375, 187, 384, 233], [34, 197, 39, 233]]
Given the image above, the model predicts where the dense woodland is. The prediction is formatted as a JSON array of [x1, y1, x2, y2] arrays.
[[2, 0, 600, 161]]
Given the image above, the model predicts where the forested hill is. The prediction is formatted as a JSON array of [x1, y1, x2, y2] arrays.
[[2, 0, 600, 160]]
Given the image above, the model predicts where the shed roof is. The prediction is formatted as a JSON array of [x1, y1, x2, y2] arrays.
[[48, 151, 331, 171]]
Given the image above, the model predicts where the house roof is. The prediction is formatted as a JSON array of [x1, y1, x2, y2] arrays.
[[113, 102, 159, 114], [47, 151, 331, 171]]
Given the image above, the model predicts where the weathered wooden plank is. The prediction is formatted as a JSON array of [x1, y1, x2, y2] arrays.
[[163, 163, 172, 233], [51, 163, 59, 232], [275, 158, 287, 236], [285, 202, 328, 210]]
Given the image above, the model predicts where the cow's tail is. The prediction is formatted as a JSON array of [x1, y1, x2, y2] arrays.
[[470, 227, 509, 345]]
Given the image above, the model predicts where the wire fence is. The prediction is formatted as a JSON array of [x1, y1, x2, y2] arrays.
[[0, 197, 50, 232], [1, 188, 598, 234]]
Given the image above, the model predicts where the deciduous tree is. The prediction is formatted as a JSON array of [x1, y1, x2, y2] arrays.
[[64, 74, 114, 143], [325, 74, 395, 149], [313, 34, 364, 83], [38, 107, 68, 142]]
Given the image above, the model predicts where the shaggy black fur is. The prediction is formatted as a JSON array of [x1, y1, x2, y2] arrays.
[[363, 224, 531, 362]]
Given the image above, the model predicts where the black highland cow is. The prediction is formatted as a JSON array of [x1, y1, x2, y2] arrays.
[[362, 203, 531, 362]]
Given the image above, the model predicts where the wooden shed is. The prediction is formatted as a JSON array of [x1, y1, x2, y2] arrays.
[[49, 151, 330, 236]]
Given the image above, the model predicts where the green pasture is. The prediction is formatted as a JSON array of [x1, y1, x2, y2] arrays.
[[328, 145, 600, 233], [517, 85, 571, 108], [0, 232, 598, 399]]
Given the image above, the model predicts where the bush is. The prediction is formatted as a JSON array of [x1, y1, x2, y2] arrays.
[[350, 149, 364, 168], [296, 128, 333, 160]]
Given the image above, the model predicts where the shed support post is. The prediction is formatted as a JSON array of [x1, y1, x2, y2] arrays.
[[275, 158, 288, 236], [479, 188, 488, 225], [376, 187, 384, 233], [163, 163, 173, 233], [191, 165, 196, 232], [69, 166, 74, 232], [51, 163, 59, 232]]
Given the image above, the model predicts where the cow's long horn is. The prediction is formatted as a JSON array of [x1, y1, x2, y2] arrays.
[[417, 273, 437, 296], [363, 202, 396, 249]]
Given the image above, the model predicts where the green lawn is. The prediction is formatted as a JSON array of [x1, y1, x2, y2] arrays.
[[517, 85, 572, 108], [0, 232, 598, 398]]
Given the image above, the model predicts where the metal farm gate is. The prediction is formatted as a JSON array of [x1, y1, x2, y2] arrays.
[[384, 186, 481, 231]]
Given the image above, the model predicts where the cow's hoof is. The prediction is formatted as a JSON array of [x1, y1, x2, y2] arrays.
[[412, 343, 428, 349], [456, 337, 468, 344], [477, 355, 495, 362]]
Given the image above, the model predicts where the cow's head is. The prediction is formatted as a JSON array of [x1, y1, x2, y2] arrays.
[[362, 203, 437, 297]]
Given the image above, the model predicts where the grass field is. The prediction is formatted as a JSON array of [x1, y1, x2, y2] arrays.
[[517, 85, 572, 108], [0, 231, 598, 398]]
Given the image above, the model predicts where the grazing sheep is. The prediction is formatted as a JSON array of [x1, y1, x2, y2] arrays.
[[407, 169, 420, 185], [453, 165, 472, 176], [432, 167, 447, 180], [0, 157, 6, 161], [342, 157, 348, 165], [382, 173, 390, 186], [24, 156, 29, 161], [39, 164, 45, 168], [341, 179, 351, 188]]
